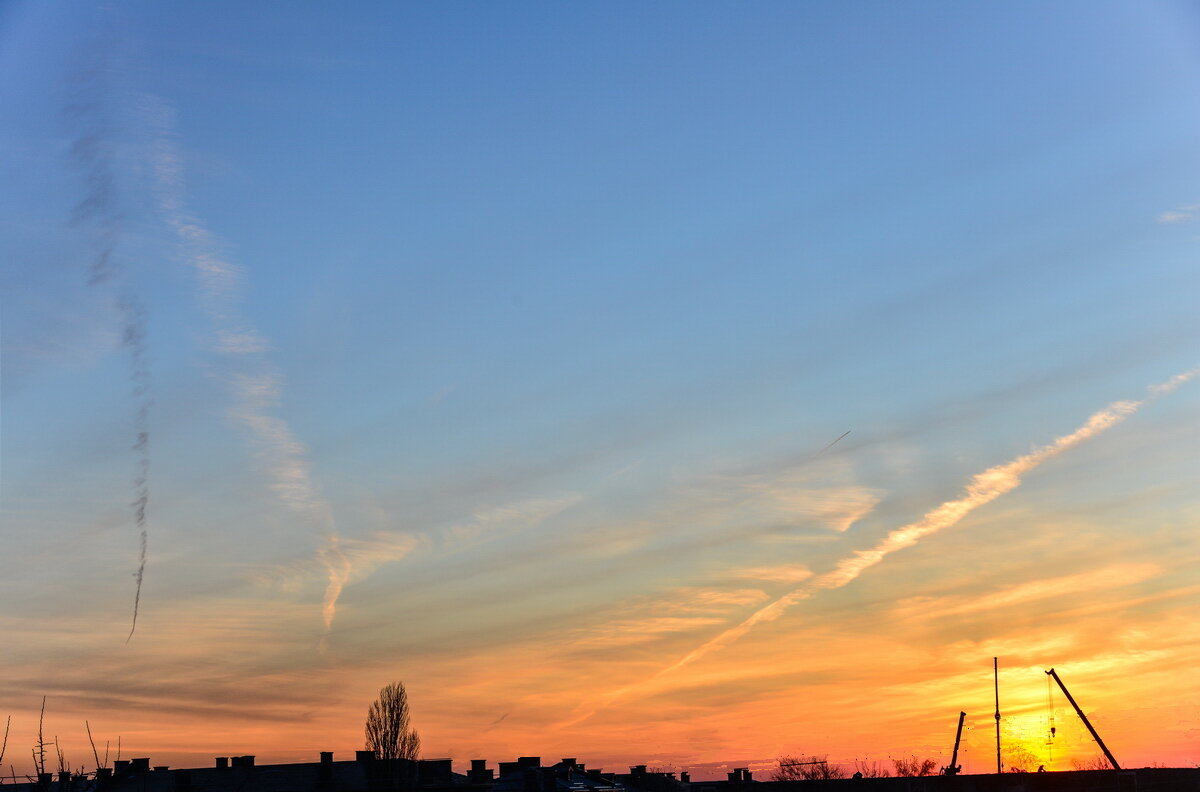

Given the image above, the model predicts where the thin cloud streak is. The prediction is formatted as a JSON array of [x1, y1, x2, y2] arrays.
[[892, 561, 1163, 622], [319, 537, 352, 652], [1156, 203, 1200, 224], [142, 95, 348, 647], [564, 368, 1197, 725], [64, 39, 153, 642]]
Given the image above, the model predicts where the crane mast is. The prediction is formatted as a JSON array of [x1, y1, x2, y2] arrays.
[[943, 711, 965, 775], [1044, 668, 1120, 770]]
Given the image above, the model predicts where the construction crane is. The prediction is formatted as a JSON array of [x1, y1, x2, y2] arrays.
[[1044, 668, 1120, 770], [942, 711, 965, 776]]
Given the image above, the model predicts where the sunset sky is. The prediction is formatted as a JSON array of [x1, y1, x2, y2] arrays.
[[3, 0, 1200, 779]]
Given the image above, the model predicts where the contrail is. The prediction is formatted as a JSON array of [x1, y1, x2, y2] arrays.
[[123, 301, 151, 643], [480, 711, 511, 734], [64, 40, 153, 642], [319, 536, 352, 653], [810, 430, 850, 461], [562, 369, 1197, 725], [142, 96, 347, 649]]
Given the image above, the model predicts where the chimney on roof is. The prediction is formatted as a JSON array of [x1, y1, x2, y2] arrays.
[[742, 769, 752, 782], [631, 765, 647, 776], [113, 762, 130, 775], [680, 772, 690, 784], [130, 759, 150, 773], [318, 757, 333, 787], [469, 759, 494, 782], [215, 758, 228, 769], [419, 759, 453, 784]]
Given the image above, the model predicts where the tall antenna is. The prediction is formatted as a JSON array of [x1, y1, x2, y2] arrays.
[[994, 657, 1002, 774]]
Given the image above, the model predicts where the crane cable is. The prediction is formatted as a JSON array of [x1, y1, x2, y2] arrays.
[[1046, 674, 1057, 763]]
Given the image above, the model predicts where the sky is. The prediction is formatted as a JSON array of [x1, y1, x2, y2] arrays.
[[2, 0, 1200, 779]]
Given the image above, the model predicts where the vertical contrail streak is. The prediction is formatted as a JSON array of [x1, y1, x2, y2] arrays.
[[562, 368, 1197, 725], [123, 301, 151, 642], [65, 41, 153, 642], [141, 96, 347, 649]]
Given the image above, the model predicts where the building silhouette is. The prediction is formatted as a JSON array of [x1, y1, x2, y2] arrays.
[[7, 752, 1197, 792]]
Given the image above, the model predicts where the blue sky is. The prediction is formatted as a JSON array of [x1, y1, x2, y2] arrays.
[[2, 0, 1199, 776]]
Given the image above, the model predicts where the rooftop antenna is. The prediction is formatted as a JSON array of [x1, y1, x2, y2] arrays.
[[993, 657, 1002, 774]]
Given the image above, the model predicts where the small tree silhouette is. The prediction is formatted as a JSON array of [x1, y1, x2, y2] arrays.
[[1003, 743, 1040, 773], [1071, 755, 1112, 771], [852, 759, 890, 778], [892, 756, 937, 777], [773, 756, 844, 781], [365, 682, 420, 760]]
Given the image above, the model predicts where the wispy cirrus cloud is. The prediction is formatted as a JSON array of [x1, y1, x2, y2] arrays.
[[1156, 202, 1200, 224], [735, 473, 880, 533], [439, 495, 582, 550], [892, 561, 1162, 622], [729, 564, 813, 583], [253, 531, 424, 593], [565, 588, 769, 650]]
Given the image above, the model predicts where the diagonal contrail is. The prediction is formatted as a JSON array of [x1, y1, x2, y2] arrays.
[[141, 95, 348, 649], [562, 368, 1197, 725], [810, 430, 850, 461]]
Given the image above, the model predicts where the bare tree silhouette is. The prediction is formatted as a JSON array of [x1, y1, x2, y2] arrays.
[[365, 682, 420, 761], [1071, 755, 1112, 771], [773, 756, 845, 781], [852, 759, 890, 778], [892, 756, 937, 777], [1003, 743, 1041, 773]]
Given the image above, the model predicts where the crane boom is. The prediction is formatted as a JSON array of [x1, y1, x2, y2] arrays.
[[1045, 668, 1120, 770], [944, 711, 965, 775]]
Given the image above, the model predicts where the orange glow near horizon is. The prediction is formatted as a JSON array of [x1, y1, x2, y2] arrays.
[[4, 377, 1198, 779], [7, 574, 1199, 778]]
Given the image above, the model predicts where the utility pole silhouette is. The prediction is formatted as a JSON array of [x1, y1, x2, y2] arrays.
[[994, 657, 1002, 774]]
